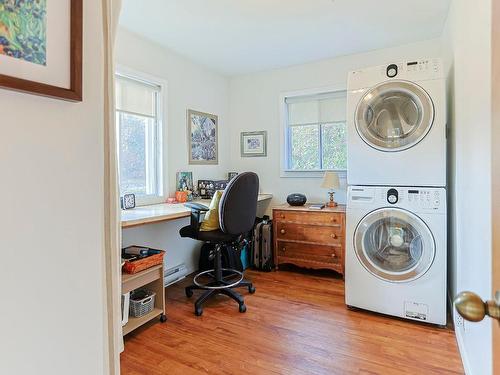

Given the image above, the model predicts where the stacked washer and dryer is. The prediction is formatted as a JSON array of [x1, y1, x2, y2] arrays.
[[345, 59, 447, 325]]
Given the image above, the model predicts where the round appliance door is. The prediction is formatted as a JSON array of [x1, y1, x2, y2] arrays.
[[355, 80, 434, 151], [354, 208, 435, 282]]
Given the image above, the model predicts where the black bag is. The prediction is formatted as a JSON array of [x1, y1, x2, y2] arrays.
[[198, 242, 243, 272], [251, 216, 273, 271]]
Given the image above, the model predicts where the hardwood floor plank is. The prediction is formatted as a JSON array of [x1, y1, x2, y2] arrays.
[[121, 268, 463, 375]]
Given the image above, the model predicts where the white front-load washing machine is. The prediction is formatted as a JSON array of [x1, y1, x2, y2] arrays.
[[345, 185, 447, 325], [347, 58, 446, 187]]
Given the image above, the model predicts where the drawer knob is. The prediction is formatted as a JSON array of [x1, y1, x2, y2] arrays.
[[280, 229, 286, 235], [331, 253, 336, 258], [331, 234, 337, 239], [282, 247, 286, 252], [280, 214, 285, 219]]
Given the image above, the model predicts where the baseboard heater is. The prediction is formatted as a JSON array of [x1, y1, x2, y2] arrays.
[[164, 263, 187, 287]]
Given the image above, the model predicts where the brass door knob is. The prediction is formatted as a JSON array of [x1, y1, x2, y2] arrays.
[[454, 291, 500, 323], [280, 229, 286, 234]]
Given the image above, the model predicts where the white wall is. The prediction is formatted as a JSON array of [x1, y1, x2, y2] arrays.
[[228, 38, 442, 212], [0, 1, 107, 374], [116, 28, 231, 272], [442, 1, 493, 374]]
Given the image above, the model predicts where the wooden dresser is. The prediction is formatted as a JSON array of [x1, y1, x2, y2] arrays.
[[273, 204, 346, 276]]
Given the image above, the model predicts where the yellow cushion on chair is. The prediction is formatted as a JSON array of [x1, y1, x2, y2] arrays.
[[199, 190, 223, 231]]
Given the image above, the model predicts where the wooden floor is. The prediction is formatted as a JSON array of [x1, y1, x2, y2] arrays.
[[121, 267, 464, 375]]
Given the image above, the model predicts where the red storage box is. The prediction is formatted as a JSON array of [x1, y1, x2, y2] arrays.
[[122, 246, 165, 274]]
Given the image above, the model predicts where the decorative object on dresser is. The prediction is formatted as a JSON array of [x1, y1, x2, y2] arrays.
[[321, 171, 341, 207], [228, 172, 238, 181], [273, 204, 346, 276], [187, 109, 218, 165], [286, 193, 307, 206], [241, 131, 267, 157]]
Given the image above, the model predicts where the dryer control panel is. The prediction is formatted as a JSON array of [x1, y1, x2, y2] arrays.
[[347, 58, 443, 90], [348, 186, 446, 214]]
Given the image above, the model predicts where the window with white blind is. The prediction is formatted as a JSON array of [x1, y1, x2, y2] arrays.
[[115, 72, 163, 203], [283, 90, 347, 173]]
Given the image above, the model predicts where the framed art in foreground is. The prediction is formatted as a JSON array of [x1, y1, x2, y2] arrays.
[[187, 109, 218, 165], [0, 0, 82, 101]]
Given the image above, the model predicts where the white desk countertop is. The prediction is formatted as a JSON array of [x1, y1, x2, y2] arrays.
[[121, 194, 273, 228]]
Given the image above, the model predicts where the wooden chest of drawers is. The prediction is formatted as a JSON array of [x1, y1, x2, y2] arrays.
[[273, 204, 346, 276]]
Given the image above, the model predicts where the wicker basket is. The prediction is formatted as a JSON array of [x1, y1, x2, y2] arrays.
[[129, 290, 156, 318], [122, 246, 165, 274]]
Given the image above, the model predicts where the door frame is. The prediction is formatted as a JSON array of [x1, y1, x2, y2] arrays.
[[491, 0, 500, 372]]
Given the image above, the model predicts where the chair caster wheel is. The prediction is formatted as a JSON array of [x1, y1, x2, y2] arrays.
[[248, 286, 256, 294], [195, 307, 203, 316], [160, 314, 167, 323], [185, 288, 193, 298], [239, 304, 247, 313]]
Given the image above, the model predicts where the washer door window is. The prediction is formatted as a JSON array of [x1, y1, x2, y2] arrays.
[[354, 208, 435, 282], [355, 80, 434, 151]]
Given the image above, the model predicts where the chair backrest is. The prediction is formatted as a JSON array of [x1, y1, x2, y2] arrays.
[[218, 172, 259, 235]]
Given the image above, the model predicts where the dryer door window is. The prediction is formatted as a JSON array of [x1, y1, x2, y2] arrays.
[[355, 81, 434, 152], [354, 208, 435, 282]]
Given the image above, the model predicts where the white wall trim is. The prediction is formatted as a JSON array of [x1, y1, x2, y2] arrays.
[[116, 65, 169, 206], [455, 327, 472, 375], [279, 83, 347, 178]]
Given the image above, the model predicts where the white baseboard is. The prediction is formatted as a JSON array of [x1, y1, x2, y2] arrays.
[[455, 327, 472, 375], [448, 290, 472, 375]]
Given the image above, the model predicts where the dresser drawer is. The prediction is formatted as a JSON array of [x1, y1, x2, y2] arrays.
[[275, 222, 343, 244], [277, 241, 342, 264], [274, 210, 343, 227]]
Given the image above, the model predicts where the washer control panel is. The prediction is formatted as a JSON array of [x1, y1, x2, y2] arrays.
[[349, 186, 446, 213], [407, 189, 442, 210]]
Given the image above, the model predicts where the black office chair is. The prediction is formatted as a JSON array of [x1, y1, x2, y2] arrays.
[[179, 172, 259, 316]]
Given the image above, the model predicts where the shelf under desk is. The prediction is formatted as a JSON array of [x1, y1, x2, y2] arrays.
[[121, 193, 273, 228]]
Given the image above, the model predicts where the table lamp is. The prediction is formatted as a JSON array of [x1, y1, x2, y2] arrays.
[[321, 171, 340, 207]]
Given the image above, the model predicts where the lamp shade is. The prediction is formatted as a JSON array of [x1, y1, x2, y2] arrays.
[[321, 171, 340, 190]]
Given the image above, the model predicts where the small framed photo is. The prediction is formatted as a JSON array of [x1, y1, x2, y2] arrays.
[[241, 131, 267, 157], [228, 172, 238, 181], [197, 179, 215, 199]]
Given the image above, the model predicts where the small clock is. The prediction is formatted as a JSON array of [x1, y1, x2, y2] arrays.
[[121, 194, 136, 210]]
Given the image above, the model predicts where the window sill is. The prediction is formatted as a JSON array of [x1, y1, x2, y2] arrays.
[[280, 170, 347, 178], [133, 195, 165, 207]]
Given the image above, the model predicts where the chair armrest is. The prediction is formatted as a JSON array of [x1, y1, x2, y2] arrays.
[[184, 202, 210, 230], [184, 202, 210, 212]]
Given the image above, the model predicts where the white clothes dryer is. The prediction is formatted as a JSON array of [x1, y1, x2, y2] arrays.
[[347, 59, 446, 187]]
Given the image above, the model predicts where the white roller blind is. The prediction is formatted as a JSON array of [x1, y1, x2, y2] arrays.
[[286, 91, 346, 125], [116, 75, 160, 117]]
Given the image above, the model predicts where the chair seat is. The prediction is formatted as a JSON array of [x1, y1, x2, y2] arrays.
[[180, 225, 239, 243]]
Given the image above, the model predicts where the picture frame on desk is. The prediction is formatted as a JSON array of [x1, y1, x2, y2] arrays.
[[197, 179, 215, 199]]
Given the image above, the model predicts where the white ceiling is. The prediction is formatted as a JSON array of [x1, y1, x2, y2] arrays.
[[119, 0, 450, 76]]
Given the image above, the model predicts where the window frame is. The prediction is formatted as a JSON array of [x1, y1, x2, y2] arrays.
[[115, 66, 168, 206], [279, 85, 347, 178]]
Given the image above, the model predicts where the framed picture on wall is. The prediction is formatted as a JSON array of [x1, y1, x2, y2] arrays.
[[0, 0, 83, 101], [241, 131, 267, 157], [187, 109, 218, 165]]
